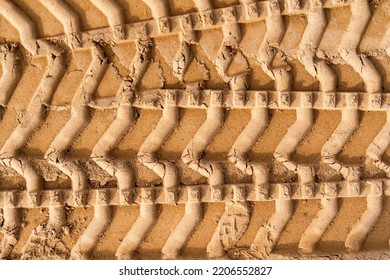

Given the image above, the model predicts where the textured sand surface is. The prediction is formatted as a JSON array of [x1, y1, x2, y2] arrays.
[[0, 0, 390, 260]]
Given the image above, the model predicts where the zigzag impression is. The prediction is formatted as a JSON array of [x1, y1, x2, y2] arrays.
[[0, 0, 390, 260], [0, 0, 65, 259]]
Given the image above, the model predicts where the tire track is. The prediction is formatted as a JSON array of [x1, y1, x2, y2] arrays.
[[0, 0, 389, 260]]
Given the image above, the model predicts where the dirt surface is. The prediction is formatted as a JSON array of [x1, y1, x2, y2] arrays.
[[1, 0, 390, 260]]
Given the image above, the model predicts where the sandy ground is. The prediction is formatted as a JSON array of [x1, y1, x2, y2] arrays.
[[0, 0, 390, 260]]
